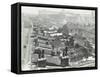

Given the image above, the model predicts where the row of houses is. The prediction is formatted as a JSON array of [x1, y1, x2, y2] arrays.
[[30, 25, 69, 67]]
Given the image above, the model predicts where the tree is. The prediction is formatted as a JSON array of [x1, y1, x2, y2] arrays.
[[62, 24, 69, 36]]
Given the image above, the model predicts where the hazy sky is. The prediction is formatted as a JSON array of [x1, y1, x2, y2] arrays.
[[21, 6, 95, 15]]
